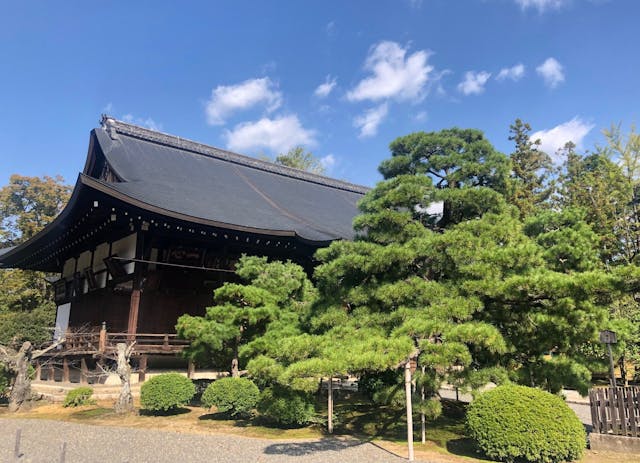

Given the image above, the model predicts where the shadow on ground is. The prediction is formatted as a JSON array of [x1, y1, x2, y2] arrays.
[[139, 407, 191, 417], [263, 438, 365, 457]]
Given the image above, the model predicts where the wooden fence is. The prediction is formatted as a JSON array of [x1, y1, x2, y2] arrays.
[[589, 386, 640, 437], [60, 329, 190, 355]]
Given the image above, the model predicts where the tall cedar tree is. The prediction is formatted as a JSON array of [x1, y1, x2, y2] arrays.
[[507, 119, 555, 218]]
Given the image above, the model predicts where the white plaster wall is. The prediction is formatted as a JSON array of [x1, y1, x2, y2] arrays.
[[111, 232, 136, 274]]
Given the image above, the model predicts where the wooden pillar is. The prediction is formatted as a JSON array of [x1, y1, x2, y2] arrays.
[[127, 289, 141, 340], [99, 322, 107, 353], [48, 363, 55, 382], [35, 361, 41, 381], [127, 231, 147, 340], [138, 355, 147, 383], [187, 360, 195, 379], [62, 358, 70, 383], [80, 358, 88, 384]]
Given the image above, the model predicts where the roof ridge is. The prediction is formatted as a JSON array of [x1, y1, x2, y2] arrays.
[[100, 115, 369, 194]]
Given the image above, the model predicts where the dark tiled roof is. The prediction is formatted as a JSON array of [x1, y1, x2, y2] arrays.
[[94, 117, 366, 243]]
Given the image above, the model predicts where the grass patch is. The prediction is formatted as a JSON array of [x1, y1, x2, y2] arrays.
[[69, 407, 113, 420]]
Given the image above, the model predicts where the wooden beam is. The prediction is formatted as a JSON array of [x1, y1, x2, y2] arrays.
[[35, 361, 41, 381], [48, 363, 55, 382]]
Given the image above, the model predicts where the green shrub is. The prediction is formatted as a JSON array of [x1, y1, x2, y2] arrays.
[[201, 377, 259, 417], [466, 384, 585, 463], [62, 386, 95, 407], [140, 373, 195, 412], [0, 364, 11, 399], [257, 386, 315, 427]]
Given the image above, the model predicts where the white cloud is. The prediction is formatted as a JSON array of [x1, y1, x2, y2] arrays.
[[457, 71, 491, 95], [320, 154, 336, 171], [413, 111, 428, 122], [121, 114, 161, 131], [536, 57, 565, 88], [347, 41, 433, 103], [314, 75, 337, 98], [496, 64, 525, 81], [326, 21, 336, 36], [531, 117, 594, 159], [225, 115, 316, 153], [515, 0, 569, 12], [205, 77, 282, 125], [354, 103, 389, 138]]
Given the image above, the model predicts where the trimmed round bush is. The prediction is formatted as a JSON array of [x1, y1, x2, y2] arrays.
[[257, 386, 315, 427], [140, 373, 195, 412], [466, 384, 585, 463], [201, 377, 259, 417], [63, 386, 95, 407]]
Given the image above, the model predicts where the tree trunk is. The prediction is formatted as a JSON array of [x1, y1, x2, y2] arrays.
[[114, 343, 134, 414], [231, 336, 240, 378], [327, 376, 334, 434], [619, 355, 628, 386], [8, 342, 34, 412], [421, 366, 426, 444], [405, 361, 414, 461]]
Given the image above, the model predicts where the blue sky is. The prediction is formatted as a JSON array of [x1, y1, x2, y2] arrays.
[[1, 0, 638, 188]]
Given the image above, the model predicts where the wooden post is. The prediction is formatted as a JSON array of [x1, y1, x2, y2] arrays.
[[163, 334, 169, 351], [48, 363, 55, 382], [127, 288, 141, 341], [99, 322, 107, 353], [62, 358, 70, 383], [405, 361, 415, 461], [187, 359, 195, 379], [80, 358, 88, 384], [35, 361, 41, 381], [328, 376, 334, 434], [138, 355, 147, 383]]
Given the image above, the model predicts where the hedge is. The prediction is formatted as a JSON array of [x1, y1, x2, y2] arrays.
[[140, 373, 195, 412], [257, 386, 315, 427], [201, 377, 259, 417], [466, 384, 585, 463], [63, 386, 95, 407]]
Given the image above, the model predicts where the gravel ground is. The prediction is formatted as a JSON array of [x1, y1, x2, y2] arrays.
[[0, 418, 407, 463]]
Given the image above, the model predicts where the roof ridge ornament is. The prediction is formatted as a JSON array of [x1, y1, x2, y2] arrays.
[[100, 114, 120, 141], [101, 116, 370, 194]]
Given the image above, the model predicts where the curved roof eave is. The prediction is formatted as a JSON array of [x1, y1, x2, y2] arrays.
[[0, 174, 88, 266]]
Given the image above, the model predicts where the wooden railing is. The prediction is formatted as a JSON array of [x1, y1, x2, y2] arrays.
[[589, 386, 640, 437], [60, 329, 190, 355]]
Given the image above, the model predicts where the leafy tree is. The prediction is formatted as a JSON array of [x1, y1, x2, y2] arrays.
[[0, 175, 69, 348], [0, 174, 71, 244], [273, 146, 326, 174], [176, 256, 315, 377], [507, 119, 555, 218], [558, 143, 632, 265]]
